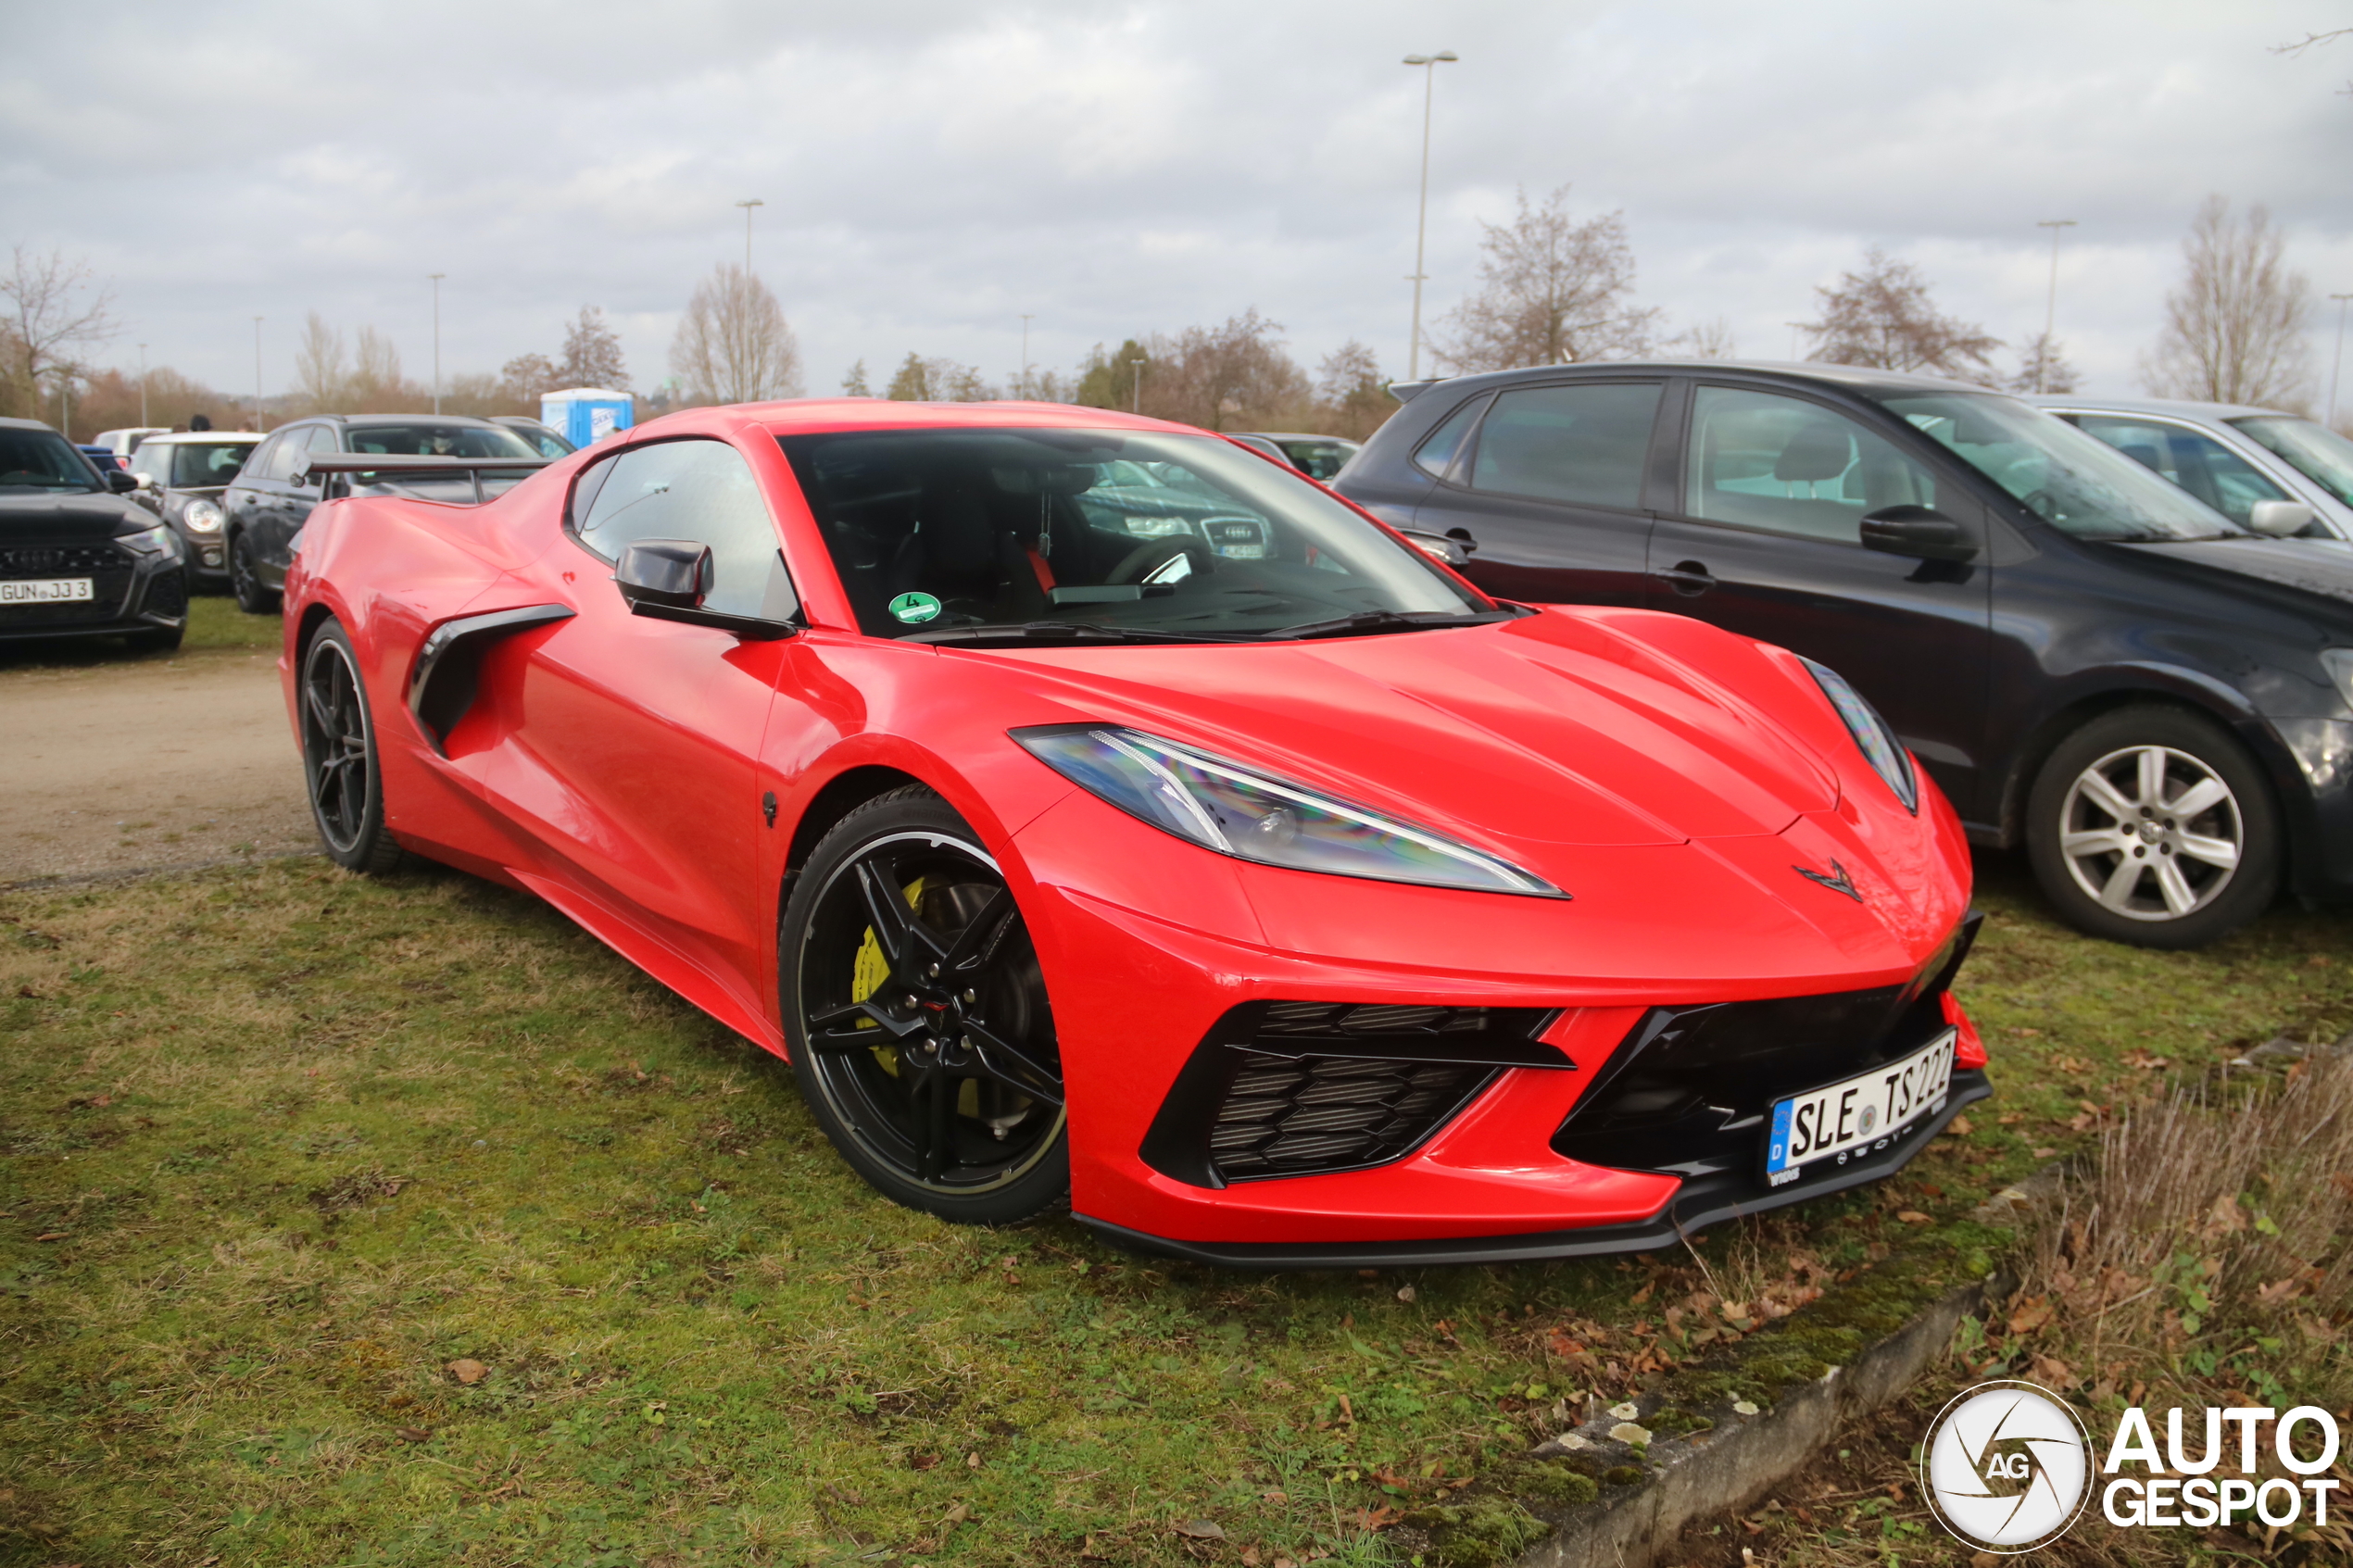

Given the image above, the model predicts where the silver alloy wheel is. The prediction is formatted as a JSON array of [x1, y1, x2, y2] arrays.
[[2057, 744, 2243, 922]]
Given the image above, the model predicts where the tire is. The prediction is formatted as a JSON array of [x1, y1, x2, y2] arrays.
[[2025, 705, 2280, 948], [230, 533, 281, 614], [125, 625, 183, 655], [780, 786, 1068, 1225], [297, 619, 404, 873]]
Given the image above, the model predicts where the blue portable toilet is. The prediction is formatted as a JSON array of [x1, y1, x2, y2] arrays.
[[540, 387, 634, 446]]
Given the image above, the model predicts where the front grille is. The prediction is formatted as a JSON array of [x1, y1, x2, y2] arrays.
[[1208, 1056, 1498, 1178], [142, 570, 187, 619], [0, 544, 123, 577], [1552, 914, 1980, 1175], [1139, 1000, 1567, 1187]]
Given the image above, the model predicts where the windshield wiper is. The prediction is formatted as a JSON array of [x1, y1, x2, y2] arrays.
[[1258, 608, 1523, 641], [904, 621, 1256, 646]]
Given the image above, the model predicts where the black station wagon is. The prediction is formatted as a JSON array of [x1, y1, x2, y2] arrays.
[[1337, 362, 2353, 948]]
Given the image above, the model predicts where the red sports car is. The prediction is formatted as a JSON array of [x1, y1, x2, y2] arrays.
[[279, 400, 1986, 1266]]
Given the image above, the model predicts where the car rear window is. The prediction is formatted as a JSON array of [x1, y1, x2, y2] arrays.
[[1466, 383, 1660, 509]]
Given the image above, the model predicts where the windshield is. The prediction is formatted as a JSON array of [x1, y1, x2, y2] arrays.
[[0, 429, 100, 492], [1880, 392, 2236, 541], [1274, 437, 1358, 481], [780, 428, 1486, 641], [346, 422, 541, 458], [2230, 415, 2353, 507], [169, 441, 255, 488]]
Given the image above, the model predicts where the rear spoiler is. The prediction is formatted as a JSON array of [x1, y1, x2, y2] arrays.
[[298, 452, 555, 506]]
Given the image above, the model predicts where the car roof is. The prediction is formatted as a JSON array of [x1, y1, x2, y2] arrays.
[[285, 413, 510, 428], [2029, 394, 2296, 421], [142, 431, 261, 444], [734, 398, 1201, 438], [0, 416, 60, 433], [1238, 432, 1358, 444], [1392, 359, 2007, 404]]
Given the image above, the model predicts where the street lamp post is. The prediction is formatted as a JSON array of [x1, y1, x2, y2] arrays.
[[253, 317, 265, 431], [1403, 50, 1458, 382], [736, 199, 763, 276], [138, 343, 148, 427], [2033, 219, 2077, 394], [1131, 351, 1149, 415], [429, 273, 446, 415], [2330, 293, 2353, 432]]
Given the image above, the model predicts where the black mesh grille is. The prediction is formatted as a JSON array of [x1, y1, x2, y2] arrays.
[[1260, 1001, 1500, 1037], [142, 570, 187, 619], [0, 544, 125, 577], [1209, 1057, 1498, 1179]]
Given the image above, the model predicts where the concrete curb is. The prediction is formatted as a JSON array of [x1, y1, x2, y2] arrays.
[[1515, 1270, 2014, 1568]]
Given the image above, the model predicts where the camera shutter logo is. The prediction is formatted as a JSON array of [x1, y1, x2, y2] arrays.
[[1920, 1380, 2093, 1551]]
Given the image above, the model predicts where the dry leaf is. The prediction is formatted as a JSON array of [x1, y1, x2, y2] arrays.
[[1942, 1115, 1973, 1136], [941, 1502, 970, 1527], [33, 1232, 67, 1242], [2031, 1354, 2075, 1387], [395, 1425, 431, 1443], [1242, 1549, 1264, 1567], [2007, 1297, 2054, 1336], [1176, 1519, 1227, 1540], [447, 1359, 488, 1386], [1395, 1285, 1416, 1303], [965, 1450, 981, 1469], [1895, 1210, 1932, 1224]]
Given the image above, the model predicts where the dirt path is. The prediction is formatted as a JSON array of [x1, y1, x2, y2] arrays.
[[0, 647, 319, 884]]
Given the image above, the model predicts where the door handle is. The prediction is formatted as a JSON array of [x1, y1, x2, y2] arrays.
[[1657, 559, 1715, 597]]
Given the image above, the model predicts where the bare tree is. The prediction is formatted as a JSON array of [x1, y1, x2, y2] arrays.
[[2007, 332, 2081, 395], [841, 359, 873, 397], [559, 307, 629, 390], [1142, 309, 1310, 430], [670, 264, 802, 406], [0, 247, 118, 420], [885, 353, 992, 402], [1314, 340, 1393, 439], [2142, 196, 2314, 409], [1075, 340, 1151, 410], [1666, 318, 1737, 359], [1430, 186, 1659, 373], [1802, 248, 2000, 377], [498, 352, 561, 406], [293, 312, 349, 412]]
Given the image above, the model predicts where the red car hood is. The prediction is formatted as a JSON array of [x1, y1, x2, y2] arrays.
[[962, 608, 1841, 854]]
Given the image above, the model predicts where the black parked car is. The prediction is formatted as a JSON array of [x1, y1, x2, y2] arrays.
[[0, 418, 189, 654], [1337, 361, 2353, 948], [220, 415, 549, 612]]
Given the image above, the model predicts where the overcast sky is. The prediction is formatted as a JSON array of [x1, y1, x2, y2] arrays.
[[5, 0, 2350, 407]]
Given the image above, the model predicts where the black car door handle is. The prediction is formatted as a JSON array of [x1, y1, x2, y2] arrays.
[[1657, 560, 1715, 596]]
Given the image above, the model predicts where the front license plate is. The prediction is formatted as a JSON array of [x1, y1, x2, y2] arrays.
[[1764, 1027, 1957, 1186], [0, 577, 94, 604]]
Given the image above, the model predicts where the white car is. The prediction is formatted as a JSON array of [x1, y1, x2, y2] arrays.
[[90, 426, 171, 458], [2030, 395, 2350, 541]]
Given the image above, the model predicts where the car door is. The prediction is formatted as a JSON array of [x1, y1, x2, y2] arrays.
[[1405, 378, 1668, 607], [487, 436, 803, 1004], [274, 425, 342, 559], [1646, 382, 1994, 818], [2057, 413, 2303, 533], [224, 430, 293, 566]]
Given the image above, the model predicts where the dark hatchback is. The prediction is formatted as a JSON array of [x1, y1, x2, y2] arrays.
[[0, 419, 189, 654], [220, 414, 548, 612], [1337, 361, 2353, 948]]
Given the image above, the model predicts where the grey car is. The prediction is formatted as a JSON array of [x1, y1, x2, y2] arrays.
[[125, 431, 261, 588], [2031, 395, 2352, 541]]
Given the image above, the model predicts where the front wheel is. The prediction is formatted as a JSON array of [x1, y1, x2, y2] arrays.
[[299, 620, 403, 873], [781, 787, 1068, 1225], [2025, 705, 2279, 948], [230, 533, 280, 614]]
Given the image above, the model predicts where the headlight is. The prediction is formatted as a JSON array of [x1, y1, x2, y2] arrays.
[[118, 525, 182, 560], [182, 498, 223, 533], [1799, 658, 1917, 812], [1013, 723, 1563, 897]]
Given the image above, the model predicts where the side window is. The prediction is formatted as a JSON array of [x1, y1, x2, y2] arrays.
[[245, 432, 296, 483], [572, 439, 790, 620], [1413, 395, 1489, 478], [1684, 386, 1938, 544], [129, 444, 165, 483], [1466, 383, 1661, 509], [2071, 415, 2287, 527]]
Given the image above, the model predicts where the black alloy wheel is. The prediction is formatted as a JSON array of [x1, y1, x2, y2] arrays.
[[230, 533, 280, 614], [783, 787, 1068, 1224], [298, 620, 403, 873], [2025, 704, 2279, 949]]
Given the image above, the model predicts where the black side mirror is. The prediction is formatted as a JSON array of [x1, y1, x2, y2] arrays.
[[106, 469, 137, 495], [1859, 505, 1979, 563], [613, 538, 794, 640]]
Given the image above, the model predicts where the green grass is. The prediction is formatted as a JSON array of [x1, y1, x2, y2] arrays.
[[0, 855, 2345, 1567], [182, 593, 280, 653]]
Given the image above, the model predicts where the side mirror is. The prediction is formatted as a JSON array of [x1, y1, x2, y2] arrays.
[[2247, 499, 2315, 537], [1860, 505, 1979, 563], [106, 469, 137, 495], [133, 471, 157, 491], [613, 538, 794, 640]]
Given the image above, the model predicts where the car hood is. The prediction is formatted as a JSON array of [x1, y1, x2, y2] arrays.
[[2114, 536, 2353, 612], [0, 491, 145, 538], [965, 610, 1842, 850]]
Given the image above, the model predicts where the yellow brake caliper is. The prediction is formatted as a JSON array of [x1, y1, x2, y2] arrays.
[[849, 877, 924, 1076]]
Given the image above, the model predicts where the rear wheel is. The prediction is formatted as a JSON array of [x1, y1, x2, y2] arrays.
[[2025, 705, 2278, 948], [781, 788, 1068, 1224], [299, 620, 403, 873], [230, 533, 280, 614]]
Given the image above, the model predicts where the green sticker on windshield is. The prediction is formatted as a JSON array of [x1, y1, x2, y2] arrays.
[[887, 591, 942, 625]]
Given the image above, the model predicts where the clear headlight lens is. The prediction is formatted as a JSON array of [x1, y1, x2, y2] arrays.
[[1013, 723, 1563, 897], [118, 525, 182, 559], [182, 498, 223, 533], [1800, 657, 1917, 812]]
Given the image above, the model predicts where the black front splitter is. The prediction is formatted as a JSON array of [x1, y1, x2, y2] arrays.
[[1077, 1069, 1991, 1272]]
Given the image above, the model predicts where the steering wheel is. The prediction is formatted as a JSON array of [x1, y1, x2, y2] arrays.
[[1108, 538, 1214, 585]]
